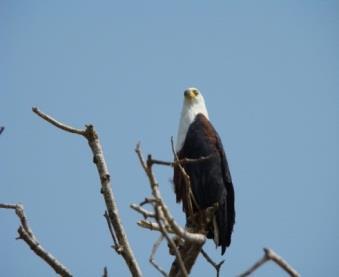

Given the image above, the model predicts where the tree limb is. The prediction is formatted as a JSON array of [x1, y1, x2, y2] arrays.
[[0, 203, 72, 277], [149, 235, 168, 277], [135, 144, 188, 276], [130, 204, 155, 219], [135, 144, 205, 243], [137, 220, 172, 233], [200, 249, 224, 277], [148, 155, 214, 168], [32, 107, 84, 135], [104, 211, 122, 253], [156, 206, 188, 277], [168, 238, 203, 277], [134, 143, 206, 276], [32, 107, 142, 277], [170, 137, 199, 216], [238, 248, 300, 277]]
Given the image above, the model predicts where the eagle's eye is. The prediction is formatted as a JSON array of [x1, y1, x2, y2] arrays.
[[192, 89, 199, 96]]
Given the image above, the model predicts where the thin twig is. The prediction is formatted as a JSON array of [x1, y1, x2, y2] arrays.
[[104, 211, 122, 253], [149, 235, 168, 277], [15, 204, 36, 239], [32, 107, 85, 135], [200, 249, 225, 277], [136, 144, 189, 276], [155, 207, 188, 277], [170, 137, 199, 214], [0, 203, 36, 240], [140, 197, 157, 206], [135, 143, 206, 276], [135, 144, 205, 243], [237, 251, 270, 277], [238, 248, 300, 277], [149, 155, 214, 167], [0, 203, 17, 209], [18, 227, 72, 277], [137, 220, 172, 233], [33, 107, 142, 277], [0, 203, 72, 277], [265, 248, 300, 277], [130, 204, 155, 219]]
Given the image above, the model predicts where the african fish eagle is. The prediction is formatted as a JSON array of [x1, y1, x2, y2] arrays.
[[173, 88, 235, 255]]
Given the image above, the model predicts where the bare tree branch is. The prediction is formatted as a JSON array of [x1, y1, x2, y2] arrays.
[[0, 203, 35, 239], [134, 143, 207, 276], [238, 248, 300, 277], [135, 145, 205, 243], [130, 204, 155, 219], [170, 137, 199, 215], [0, 203, 72, 277], [137, 220, 171, 232], [149, 235, 168, 276], [168, 239, 203, 277], [104, 211, 122, 253], [168, 206, 219, 277], [200, 249, 224, 277], [135, 144, 188, 276], [0, 126, 4, 135], [32, 107, 142, 277], [32, 107, 84, 135], [139, 197, 157, 206], [149, 155, 214, 168], [156, 206, 188, 277]]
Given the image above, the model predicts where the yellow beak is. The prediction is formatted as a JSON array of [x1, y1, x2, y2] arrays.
[[184, 90, 196, 100]]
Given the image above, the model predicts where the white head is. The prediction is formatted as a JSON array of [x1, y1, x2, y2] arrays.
[[175, 88, 209, 152]]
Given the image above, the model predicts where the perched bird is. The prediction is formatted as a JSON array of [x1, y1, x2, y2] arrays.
[[173, 88, 235, 255]]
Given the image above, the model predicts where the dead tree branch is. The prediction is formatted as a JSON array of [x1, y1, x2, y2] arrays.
[[148, 155, 214, 168], [135, 147, 205, 243], [238, 248, 300, 277], [134, 143, 206, 276], [32, 107, 84, 135], [168, 243, 202, 277], [170, 137, 199, 217], [32, 107, 142, 277], [0, 203, 72, 277], [149, 235, 168, 277], [135, 144, 188, 276], [200, 249, 224, 277], [130, 204, 155, 219], [137, 220, 173, 233], [104, 211, 121, 253]]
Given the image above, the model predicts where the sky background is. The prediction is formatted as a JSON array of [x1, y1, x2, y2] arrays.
[[1, 1, 338, 276]]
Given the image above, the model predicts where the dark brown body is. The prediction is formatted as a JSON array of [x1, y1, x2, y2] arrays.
[[173, 114, 235, 255]]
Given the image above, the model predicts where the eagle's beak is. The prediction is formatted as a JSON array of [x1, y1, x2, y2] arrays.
[[184, 90, 195, 100]]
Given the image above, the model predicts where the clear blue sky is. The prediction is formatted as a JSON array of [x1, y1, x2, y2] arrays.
[[1, 1, 338, 276]]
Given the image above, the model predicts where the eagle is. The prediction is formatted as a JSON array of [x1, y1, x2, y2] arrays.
[[173, 88, 235, 255]]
